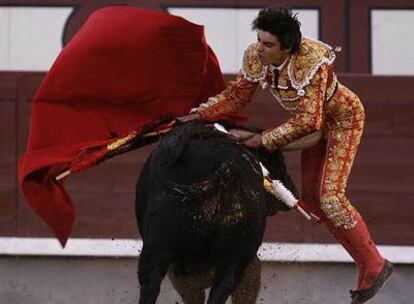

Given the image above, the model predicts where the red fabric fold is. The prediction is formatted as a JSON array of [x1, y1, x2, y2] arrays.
[[18, 6, 227, 246]]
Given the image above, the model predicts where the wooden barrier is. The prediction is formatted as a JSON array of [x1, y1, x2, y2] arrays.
[[0, 72, 413, 245]]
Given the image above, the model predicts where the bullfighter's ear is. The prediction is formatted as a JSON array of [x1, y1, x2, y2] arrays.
[[280, 130, 323, 151]]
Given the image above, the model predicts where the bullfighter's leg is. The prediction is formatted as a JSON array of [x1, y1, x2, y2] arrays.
[[138, 246, 170, 304], [302, 138, 370, 286], [167, 267, 208, 304], [301, 104, 392, 302], [231, 256, 261, 304]]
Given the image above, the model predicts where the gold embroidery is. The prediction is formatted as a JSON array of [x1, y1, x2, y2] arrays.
[[320, 195, 357, 229], [195, 73, 258, 120], [288, 38, 336, 89], [277, 69, 289, 88], [107, 131, 137, 150], [262, 64, 328, 150], [316, 86, 365, 229], [241, 42, 267, 82]]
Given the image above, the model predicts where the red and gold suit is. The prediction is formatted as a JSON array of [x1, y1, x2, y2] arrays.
[[193, 38, 384, 290]]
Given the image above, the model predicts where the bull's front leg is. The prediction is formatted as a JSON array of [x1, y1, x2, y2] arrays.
[[231, 257, 261, 304], [138, 246, 170, 304], [207, 259, 249, 304]]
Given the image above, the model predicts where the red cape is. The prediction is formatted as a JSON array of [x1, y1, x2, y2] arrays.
[[18, 6, 226, 246]]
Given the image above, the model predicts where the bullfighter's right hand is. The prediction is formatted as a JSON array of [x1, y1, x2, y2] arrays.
[[230, 129, 262, 149]]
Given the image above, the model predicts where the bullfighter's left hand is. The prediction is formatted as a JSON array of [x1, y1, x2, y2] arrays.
[[229, 129, 262, 149]]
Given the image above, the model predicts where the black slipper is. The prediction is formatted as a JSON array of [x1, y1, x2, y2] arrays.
[[350, 259, 394, 304]]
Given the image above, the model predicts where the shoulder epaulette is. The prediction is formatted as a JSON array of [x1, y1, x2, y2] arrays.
[[241, 42, 268, 83], [287, 38, 338, 95]]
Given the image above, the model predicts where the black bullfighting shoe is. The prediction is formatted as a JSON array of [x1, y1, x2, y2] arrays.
[[350, 259, 394, 304]]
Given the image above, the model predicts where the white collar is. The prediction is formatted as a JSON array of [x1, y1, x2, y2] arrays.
[[272, 56, 289, 71]]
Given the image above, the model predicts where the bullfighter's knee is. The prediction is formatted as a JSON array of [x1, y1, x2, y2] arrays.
[[320, 194, 357, 230]]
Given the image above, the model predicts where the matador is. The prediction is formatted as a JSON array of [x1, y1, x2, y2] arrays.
[[179, 7, 393, 304]]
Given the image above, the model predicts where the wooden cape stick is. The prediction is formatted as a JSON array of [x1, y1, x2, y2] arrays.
[[56, 117, 174, 181]]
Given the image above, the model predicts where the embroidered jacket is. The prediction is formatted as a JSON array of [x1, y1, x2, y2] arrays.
[[194, 38, 364, 151]]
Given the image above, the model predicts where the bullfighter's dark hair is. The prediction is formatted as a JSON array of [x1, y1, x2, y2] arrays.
[[252, 6, 302, 54]]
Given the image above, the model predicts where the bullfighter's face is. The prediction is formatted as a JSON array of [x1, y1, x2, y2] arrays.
[[257, 30, 290, 66]]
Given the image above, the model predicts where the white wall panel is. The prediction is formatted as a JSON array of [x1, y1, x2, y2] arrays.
[[372, 10, 414, 75], [169, 8, 239, 75], [0, 7, 73, 71], [169, 8, 319, 74], [0, 9, 10, 69]]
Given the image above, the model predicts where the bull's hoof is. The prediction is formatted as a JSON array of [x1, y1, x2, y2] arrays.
[[349, 259, 394, 304]]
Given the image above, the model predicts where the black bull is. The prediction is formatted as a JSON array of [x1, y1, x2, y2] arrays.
[[135, 122, 297, 304]]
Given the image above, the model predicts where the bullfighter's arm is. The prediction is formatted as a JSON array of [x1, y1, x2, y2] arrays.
[[193, 72, 258, 120], [261, 64, 328, 150]]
